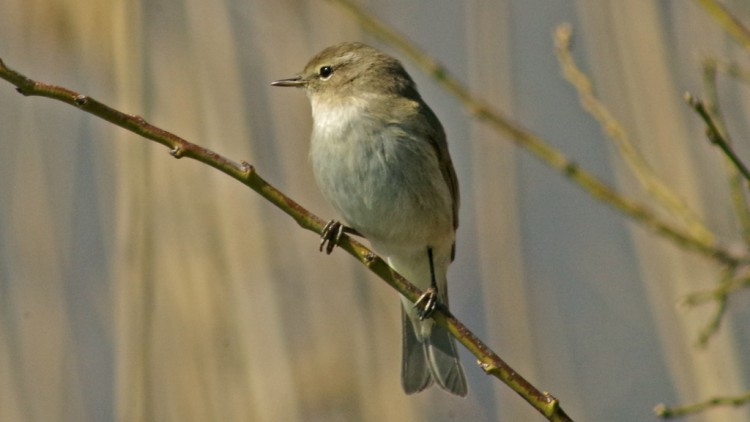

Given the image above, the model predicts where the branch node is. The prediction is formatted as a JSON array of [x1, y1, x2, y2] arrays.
[[363, 251, 377, 265], [563, 160, 579, 176], [169, 145, 184, 159], [543, 392, 558, 404], [240, 160, 255, 176], [73, 94, 88, 106], [130, 114, 146, 124], [478, 360, 498, 374]]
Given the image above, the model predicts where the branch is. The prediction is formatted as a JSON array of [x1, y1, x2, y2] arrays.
[[680, 268, 734, 347], [655, 391, 750, 418], [701, 59, 750, 246], [554, 24, 714, 244], [694, 0, 750, 51], [0, 57, 572, 421], [683, 271, 750, 307], [326, 0, 743, 267], [706, 58, 750, 85], [684, 93, 750, 184]]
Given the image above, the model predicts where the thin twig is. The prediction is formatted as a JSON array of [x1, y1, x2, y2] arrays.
[[685, 93, 750, 184], [707, 58, 750, 85], [683, 272, 750, 307], [696, 295, 728, 347], [325, 0, 742, 268], [554, 23, 714, 245], [0, 57, 572, 422], [655, 391, 750, 418], [694, 0, 750, 51], [701, 59, 750, 246], [685, 267, 734, 347], [681, 268, 750, 347]]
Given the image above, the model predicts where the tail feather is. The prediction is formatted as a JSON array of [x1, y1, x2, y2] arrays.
[[401, 307, 433, 394], [401, 307, 467, 396]]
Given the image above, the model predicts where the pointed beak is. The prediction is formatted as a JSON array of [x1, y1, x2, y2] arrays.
[[271, 76, 306, 87]]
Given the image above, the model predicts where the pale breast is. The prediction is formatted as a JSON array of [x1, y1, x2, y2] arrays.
[[308, 100, 454, 248]]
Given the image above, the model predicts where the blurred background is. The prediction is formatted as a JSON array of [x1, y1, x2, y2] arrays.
[[2, 0, 750, 421]]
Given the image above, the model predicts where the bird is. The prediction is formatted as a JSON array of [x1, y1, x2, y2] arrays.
[[272, 42, 467, 396]]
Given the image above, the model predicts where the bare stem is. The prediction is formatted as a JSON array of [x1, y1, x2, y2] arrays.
[[655, 391, 750, 418], [554, 23, 714, 245], [680, 266, 750, 346], [707, 58, 750, 85], [701, 59, 750, 246], [694, 0, 750, 51], [685, 93, 750, 185], [0, 57, 572, 422], [683, 271, 750, 307]]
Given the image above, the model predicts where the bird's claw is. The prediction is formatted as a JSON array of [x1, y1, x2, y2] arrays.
[[320, 220, 345, 254], [414, 287, 439, 320]]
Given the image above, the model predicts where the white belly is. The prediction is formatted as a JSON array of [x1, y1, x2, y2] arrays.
[[309, 103, 454, 251]]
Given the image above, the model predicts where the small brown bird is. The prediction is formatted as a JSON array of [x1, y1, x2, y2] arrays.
[[273, 42, 467, 396]]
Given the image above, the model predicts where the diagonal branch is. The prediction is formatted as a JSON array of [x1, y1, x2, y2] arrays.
[[694, 0, 750, 51], [655, 391, 750, 418], [701, 59, 750, 246], [685, 93, 750, 184], [0, 57, 573, 422]]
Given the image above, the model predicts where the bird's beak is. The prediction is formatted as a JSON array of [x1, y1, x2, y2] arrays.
[[271, 76, 306, 87]]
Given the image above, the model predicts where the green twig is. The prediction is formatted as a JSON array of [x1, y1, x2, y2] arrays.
[[701, 59, 750, 246], [695, 295, 728, 347], [681, 267, 750, 346], [694, 0, 750, 51], [684, 267, 734, 347], [685, 93, 750, 184], [0, 56, 571, 422], [655, 391, 750, 418], [708, 58, 750, 85], [683, 271, 750, 307]]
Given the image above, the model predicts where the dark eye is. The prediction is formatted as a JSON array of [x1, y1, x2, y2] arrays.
[[319, 66, 333, 79]]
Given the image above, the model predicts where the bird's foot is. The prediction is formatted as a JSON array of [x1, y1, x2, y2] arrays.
[[414, 287, 439, 320], [319, 220, 345, 254], [320, 220, 364, 254]]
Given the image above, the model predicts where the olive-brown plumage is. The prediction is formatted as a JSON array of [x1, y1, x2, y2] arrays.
[[273, 42, 467, 396]]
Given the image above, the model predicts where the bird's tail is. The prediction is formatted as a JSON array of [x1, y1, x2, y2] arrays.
[[401, 306, 468, 396]]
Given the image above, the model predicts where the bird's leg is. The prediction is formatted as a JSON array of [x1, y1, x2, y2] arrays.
[[319, 220, 363, 254], [414, 246, 439, 320]]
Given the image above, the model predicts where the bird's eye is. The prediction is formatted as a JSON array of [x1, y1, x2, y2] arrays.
[[319, 66, 333, 79]]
